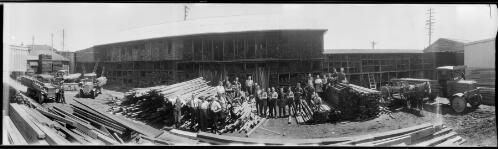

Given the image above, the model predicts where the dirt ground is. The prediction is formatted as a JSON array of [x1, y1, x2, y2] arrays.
[[54, 89, 496, 146]]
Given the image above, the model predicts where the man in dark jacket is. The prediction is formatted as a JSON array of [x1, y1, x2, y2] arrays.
[[278, 87, 287, 118]]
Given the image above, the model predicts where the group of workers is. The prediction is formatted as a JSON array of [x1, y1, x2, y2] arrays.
[[173, 67, 349, 134]]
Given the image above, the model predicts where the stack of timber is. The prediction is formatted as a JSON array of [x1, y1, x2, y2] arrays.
[[218, 100, 263, 134], [195, 122, 464, 146], [326, 83, 381, 121], [466, 68, 495, 88], [8, 103, 73, 145], [478, 87, 495, 105], [71, 98, 162, 141], [113, 77, 216, 127], [334, 123, 465, 146]]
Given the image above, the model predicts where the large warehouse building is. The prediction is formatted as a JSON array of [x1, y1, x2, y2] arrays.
[[78, 16, 327, 89]]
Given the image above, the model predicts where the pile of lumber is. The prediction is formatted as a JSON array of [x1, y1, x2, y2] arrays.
[[478, 87, 495, 105], [111, 77, 216, 128], [7, 103, 72, 145], [327, 83, 381, 121], [194, 123, 464, 146], [218, 101, 263, 134], [334, 123, 465, 146], [72, 98, 162, 140], [466, 68, 495, 88]]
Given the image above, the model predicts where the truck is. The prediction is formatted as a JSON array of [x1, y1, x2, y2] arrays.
[[19, 75, 59, 103], [78, 73, 106, 99], [380, 65, 482, 113]]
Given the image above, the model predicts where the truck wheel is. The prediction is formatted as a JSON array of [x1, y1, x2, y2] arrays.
[[38, 93, 44, 103], [470, 95, 482, 109], [79, 89, 84, 98], [90, 90, 95, 99], [451, 96, 466, 113], [428, 92, 437, 102]]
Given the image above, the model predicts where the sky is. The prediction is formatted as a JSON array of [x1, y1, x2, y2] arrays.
[[4, 3, 498, 52]]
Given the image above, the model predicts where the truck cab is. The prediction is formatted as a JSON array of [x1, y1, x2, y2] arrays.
[[436, 65, 481, 113]]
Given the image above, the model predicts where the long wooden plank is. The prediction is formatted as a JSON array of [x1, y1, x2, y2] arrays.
[[70, 128, 104, 145], [6, 116, 29, 145], [435, 136, 462, 147], [23, 107, 55, 128], [246, 118, 267, 137], [169, 129, 198, 139], [9, 104, 46, 141], [337, 123, 433, 145], [112, 132, 125, 144], [36, 108, 78, 127], [413, 132, 457, 146], [197, 132, 353, 145], [155, 131, 199, 144], [52, 105, 91, 124], [58, 126, 87, 144], [32, 120, 72, 145], [74, 99, 162, 137]]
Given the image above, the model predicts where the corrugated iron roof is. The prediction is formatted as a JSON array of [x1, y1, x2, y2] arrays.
[[323, 49, 423, 54], [97, 14, 328, 46], [465, 38, 495, 46]]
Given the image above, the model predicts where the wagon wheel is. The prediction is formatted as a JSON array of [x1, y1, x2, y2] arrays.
[[470, 94, 482, 109], [451, 96, 467, 113], [428, 92, 438, 102]]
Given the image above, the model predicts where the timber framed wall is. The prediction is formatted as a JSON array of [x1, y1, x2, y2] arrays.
[[178, 30, 326, 89], [324, 52, 435, 88]]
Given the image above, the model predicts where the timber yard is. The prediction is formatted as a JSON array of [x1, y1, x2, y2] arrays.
[[3, 4, 497, 146]]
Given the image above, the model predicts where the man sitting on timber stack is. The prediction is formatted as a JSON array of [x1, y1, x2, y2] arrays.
[[224, 78, 233, 97], [311, 92, 323, 112], [174, 96, 183, 128], [315, 74, 324, 99], [209, 97, 222, 134], [338, 67, 348, 84], [331, 68, 338, 85], [216, 81, 226, 97], [246, 76, 254, 95], [233, 77, 242, 97]]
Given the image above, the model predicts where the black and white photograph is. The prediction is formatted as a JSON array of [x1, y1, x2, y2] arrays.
[[2, 3, 497, 146]]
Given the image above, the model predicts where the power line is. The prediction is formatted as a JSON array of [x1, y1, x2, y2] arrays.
[[426, 8, 436, 47]]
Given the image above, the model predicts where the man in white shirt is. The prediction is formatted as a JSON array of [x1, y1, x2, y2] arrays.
[[216, 81, 226, 95], [246, 76, 254, 95], [209, 97, 222, 134]]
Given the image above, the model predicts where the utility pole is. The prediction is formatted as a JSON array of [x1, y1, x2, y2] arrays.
[[184, 5, 190, 21], [51, 33, 54, 56], [31, 36, 34, 53], [426, 8, 436, 47], [62, 29, 65, 51], [371, 41, 377, 49]]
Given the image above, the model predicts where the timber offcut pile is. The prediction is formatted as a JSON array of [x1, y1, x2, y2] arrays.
[[110, 77, 264, 136], [478, 87, 495, 105], [327, 83, 381, 121], [110, 77, 216, 128]]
